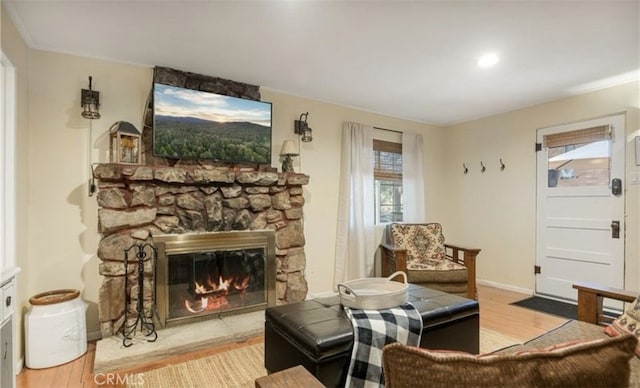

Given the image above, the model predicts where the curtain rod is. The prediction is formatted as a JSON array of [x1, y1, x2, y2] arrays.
[[373, 126, 402, 134]]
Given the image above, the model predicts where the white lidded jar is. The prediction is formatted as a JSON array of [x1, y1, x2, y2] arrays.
[[25, 289, 87, 369]]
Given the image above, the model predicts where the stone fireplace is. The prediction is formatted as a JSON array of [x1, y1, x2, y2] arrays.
[[93, 164, 309, 337]]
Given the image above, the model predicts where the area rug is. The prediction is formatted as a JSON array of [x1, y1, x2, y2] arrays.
[[511, 296, 577, 319], [479, 327, 521, 353], [128, 343, 267, 388], [128, 328, 519, 387]]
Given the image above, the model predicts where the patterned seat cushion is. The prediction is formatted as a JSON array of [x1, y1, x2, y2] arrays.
[[604, 293, 640, 357], [388, 223, 466, 271]]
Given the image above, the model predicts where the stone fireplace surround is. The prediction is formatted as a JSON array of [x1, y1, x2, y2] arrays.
[[93, 163, 309, 338]]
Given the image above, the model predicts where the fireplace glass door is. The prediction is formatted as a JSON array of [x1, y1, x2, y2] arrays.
[[154, 231, 276, 328], [168, 248, 266, 320]]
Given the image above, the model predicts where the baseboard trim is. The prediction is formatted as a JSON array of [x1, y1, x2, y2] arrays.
[[16, 356, 23, 375], [477, 279, 533, 295], [306, 290, 338, 299], [310, 280, 533, 299]]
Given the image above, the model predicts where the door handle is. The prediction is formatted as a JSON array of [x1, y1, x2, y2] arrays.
[[611, 221, 620, 239]]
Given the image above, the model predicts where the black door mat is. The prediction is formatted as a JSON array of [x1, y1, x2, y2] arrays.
[[511, 296, 577, 320]]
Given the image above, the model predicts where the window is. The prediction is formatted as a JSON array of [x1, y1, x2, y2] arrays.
[[544, 125, 611, 188], [373, 139, 402, 223]]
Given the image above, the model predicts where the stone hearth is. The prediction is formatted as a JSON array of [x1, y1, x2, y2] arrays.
[[93, 310, 264, 373], [93, 164, 310, 337]]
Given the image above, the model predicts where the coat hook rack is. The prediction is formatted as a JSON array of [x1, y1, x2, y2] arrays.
[[499, 158, 506, 171], [480, 161, 486, 173], [463, 163, 468, 175]]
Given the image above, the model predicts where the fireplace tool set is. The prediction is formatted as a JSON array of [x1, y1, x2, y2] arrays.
[[121, 242, 158, 347]]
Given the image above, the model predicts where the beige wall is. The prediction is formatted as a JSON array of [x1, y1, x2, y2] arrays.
[[26, 51, 151, 338], [260, 90, 444, 294], [2, 5, 31, 364], [442, 82, 640, 293], [19, 50, 441, 338]]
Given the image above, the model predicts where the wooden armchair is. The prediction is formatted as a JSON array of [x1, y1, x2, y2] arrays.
[[573, 282, 638, 326], [379, 223, 480, 300]]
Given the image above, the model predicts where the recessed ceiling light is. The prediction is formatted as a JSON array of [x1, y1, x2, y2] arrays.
[[477, 53, 499, 68]]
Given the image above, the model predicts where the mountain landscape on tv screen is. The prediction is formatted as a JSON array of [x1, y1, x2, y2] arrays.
[[153, 115, 271, 163]]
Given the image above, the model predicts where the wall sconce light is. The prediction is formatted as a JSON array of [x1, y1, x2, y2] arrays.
[[280, 140, 299, 172], [81, 76, 101, 119], [109, 121, 142, 164], [294, 112, 313, 142]]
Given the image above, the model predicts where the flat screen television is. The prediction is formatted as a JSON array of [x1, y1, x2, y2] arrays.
[[153, 82, 272, 164]]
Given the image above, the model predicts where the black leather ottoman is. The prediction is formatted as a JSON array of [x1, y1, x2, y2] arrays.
[[264, 284, 479, 387]]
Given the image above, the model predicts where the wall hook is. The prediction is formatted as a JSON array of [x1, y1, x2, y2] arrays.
[[499, 158, 506, 171], [463, 163, 468, 175], [480, 161, 486, 173]]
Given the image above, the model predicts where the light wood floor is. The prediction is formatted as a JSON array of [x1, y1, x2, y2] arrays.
[[16, 284, 568, 388]]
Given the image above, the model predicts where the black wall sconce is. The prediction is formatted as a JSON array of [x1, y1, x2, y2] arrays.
[[81, 75, 101, 197], [294, 112, 313, 142], [81, 76, 101, 120]]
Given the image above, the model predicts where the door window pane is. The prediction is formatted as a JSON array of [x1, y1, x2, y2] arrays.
[[547, 139, 610, 188]]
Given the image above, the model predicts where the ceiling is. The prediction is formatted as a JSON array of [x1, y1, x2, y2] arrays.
[[4, 1, 639, 126]]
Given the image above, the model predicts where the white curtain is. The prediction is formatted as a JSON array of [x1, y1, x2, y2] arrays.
[[334, 122, 375, 285], [402, 131, 426, 222]]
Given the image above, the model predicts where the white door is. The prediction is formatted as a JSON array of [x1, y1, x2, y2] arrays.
[[536, 114, 625, 302]]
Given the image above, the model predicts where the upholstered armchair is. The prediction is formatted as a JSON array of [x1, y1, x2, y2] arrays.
[[379, 223, 480, 299]]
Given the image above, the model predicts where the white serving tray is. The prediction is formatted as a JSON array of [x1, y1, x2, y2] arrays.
[[337, 271, 408, 309]]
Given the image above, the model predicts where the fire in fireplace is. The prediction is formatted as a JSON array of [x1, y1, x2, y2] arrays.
[[154, 231, 275, 327]]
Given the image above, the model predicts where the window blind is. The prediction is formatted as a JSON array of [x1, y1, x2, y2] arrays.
[[373, 139, 402, 181], [543, 125, 611, 148]]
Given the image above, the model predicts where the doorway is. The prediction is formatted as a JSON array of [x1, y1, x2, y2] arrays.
[[1, 52, 17, 276], [535, 114, 625, 303]]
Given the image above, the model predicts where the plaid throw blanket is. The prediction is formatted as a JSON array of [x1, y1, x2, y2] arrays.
[[345, 303, 423, 387]]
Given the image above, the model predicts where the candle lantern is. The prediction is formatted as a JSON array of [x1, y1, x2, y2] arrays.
[[109, 121, 142, 164]]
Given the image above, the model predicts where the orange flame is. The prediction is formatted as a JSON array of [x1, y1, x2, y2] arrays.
[[184, 275, 246, 314], [234, 275, 250, 292]]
